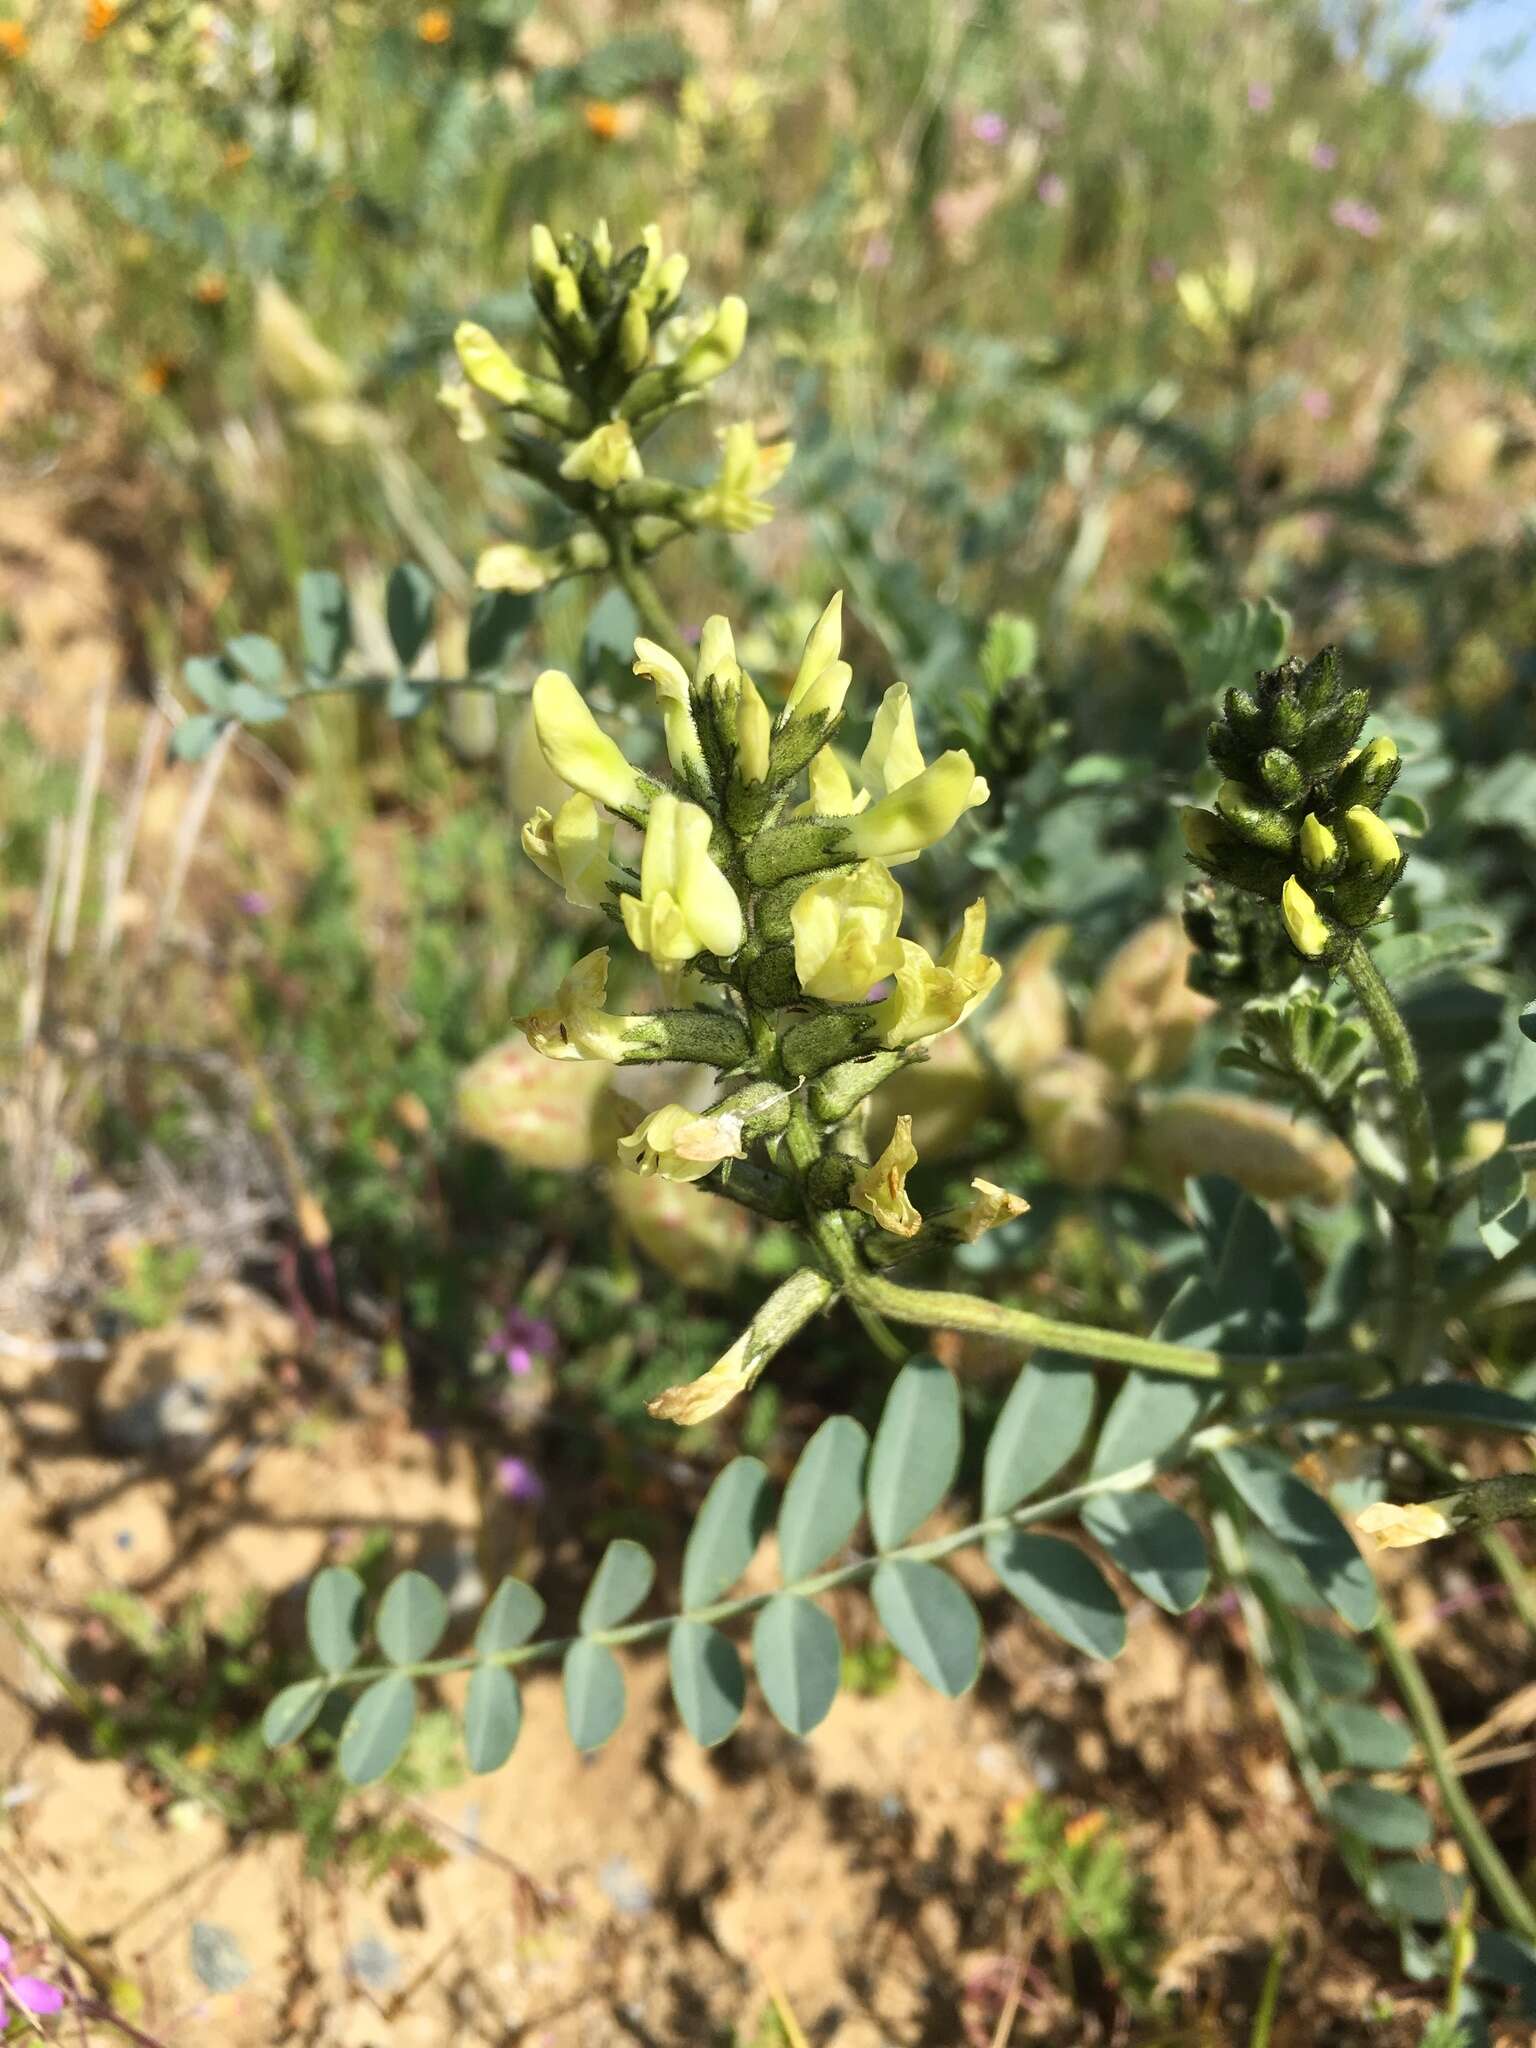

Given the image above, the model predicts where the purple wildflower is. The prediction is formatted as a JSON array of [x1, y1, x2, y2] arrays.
[[1311, 141, 1337, 170], [970, 110, 1008, 145], [862, 232, 894, 271], [1331, 197, 1382, 238], [0, 1935, 66, 2026], [1247, 82, 1273, 112], [1300, 386, 1333, 421], [1149, 256, 1177, 284], [237, 890, 271, 916], [489, 1307, 556, 1378], [1036, 173, 1067, 209], [495, 1456, 545, 1504]]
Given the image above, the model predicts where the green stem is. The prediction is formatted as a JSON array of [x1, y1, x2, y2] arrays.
[[847, 1268, 1371, 1389], [1374, 1602, 1536, 1941], [608, 527, 689, 666]]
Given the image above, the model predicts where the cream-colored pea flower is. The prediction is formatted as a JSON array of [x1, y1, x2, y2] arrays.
[[621, 793, 745, 963], [1356, 1501, 1453, 1552], [520, 794, 613, 910], [616, 1103, 746, 1182], [791, 860, 905, 1002], [872, 900, 1001, 1048]]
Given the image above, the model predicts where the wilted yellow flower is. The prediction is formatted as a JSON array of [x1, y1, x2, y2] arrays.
[[621, 793, 745, 963], [532, 668, 647, 815], [853, 1116, 922, 1237], [520, 793, 613, 910], [956, 1179, 1029, 1242], [520, 949, 636, 1063], [848, 751, 989, 861], [559, 419, 642, 490], [647, 1328, 757, 1422], [984, 924, 1073, 1079], [1357, 1500, 1452, 1551], [791, 860, 905, 1002], [1281, 875, 1330, 959], [617, 1103, 746, 1182], [1083, 917, 1215, 1085], [457, 1037, 612, 1169], [873, 900, 1000, 1048]]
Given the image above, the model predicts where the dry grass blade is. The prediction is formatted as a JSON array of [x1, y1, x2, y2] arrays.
[[54, 673, 111, 960], [154, 719, 236, 947], [19, 815, 65, 1053]]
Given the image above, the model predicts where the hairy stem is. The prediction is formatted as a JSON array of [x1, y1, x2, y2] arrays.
[[1374, 1602, 1536, 1941], [607, 526, 689, 666]]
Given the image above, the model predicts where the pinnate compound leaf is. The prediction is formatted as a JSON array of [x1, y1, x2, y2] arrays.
[[778, 1415, 868, 1582], [579, 1539, 655, 1634], [986, 1530, 1126, 1659], [983, 1355, 1096, 1516], [1080, 1491, 1209, 1612], [867, 1355, 961, 1550], [376, 1570, 449, 1665], [339, 1674, 416, 1786], [475, 1576, 545, 1655], [668, 1620, 745, 1747], [1214, 1445, 1377, 1630], [306, 1566, 365, 1674], [563, 1639, 626, 1753], [681, 1457, 773, 1611], [753, 1594, 840, 1737], [464, 1663, 523, 1773], [870, 1560, 981, 1698]]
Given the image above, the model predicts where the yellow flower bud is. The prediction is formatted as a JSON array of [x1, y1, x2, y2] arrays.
[[867, 901, 998, 1049], [437, 378, 487, 442], [521, 793, 614, 909], [558, 419, 642, 490], [984, 924, 1073, 1079], [677, 295, 748, 387], [1019, 1053, 1129, 1189], [532, 669, 647, 815], [784, 593, 844, 717], [1342, 804, 1400, 876], [955, 1178, 1030, 1242], [520, 949, 637, 1063], [616, 1102, 746, 1182], [1083, 918, 1215, 1085], [654, 250, 689, 308], [633, 638, 705, 781], [798, 745, 870, 817], [529, 222, 560, 280], [735, 671, 772, 784], [453, 320, 531, 407], [1299, 811, 1339, 873], [1181, 807, 1227, 862], [475, 543, 552, 594], [791, 860, 905, 1002], [853, 1116, 922, 1237], [848, 751, 989, 861], [1281, 875, 1330, 959], [610, 1170, 751, 1294], [456, 1036, 611, 1169], [860, 682, 926, 796], [618, 297, 650, 372], [1132, 1090, 1355, 1204], [621, 793, 745, 963], [696, 614, 741, 693], [551, 264, 583, 327], [1356, 1500, 1452, 1551], [590, 217, 614, 266]]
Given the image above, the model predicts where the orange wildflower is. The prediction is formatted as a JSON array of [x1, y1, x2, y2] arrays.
[[136, 355, 178, 396], [416, 7, 451, 42], [0, 20, 28, 59], [222, 139, 252, 171], [194, 272, 228, 306], [84, 0, 118, 40], [583, 99, 622, 141]]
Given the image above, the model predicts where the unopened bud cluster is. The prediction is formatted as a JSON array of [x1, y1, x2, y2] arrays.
[[440, 219, 789, 594], [1180, 647, 1405, 965]]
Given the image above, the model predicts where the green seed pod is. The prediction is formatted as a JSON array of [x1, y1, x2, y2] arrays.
[[782, 1008, 876, 1077], [1258, 748, 1305, 805], [810, 1048, 909, 1122], [1216, 780, 1297, 856], [744, 819, 848, 887], [745, 944, 800, 1008], [805, 1154, 856, 1209], [1292, 689, 1369, 778]]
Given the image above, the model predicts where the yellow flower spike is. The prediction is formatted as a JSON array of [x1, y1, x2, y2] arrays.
[[852, 1117, 923, 1238], [860, 682, 926, 796], [784, 593, 844, 717], [848, 751, 990, 861], [531, 669, 647, 815], [790, 860, 905, 1002], [621, 793, 745, 963], [558, 419, 642, 490], [519, 949, 636, 1063], [1342, 804, 1400, 876], [696, 614, 741, 693], [735, 672, 773, 784], [1281, 875, 1331, 959], [437, 379, 487, 443], [872, 899, 1001, 1048], [529, 223, 560, 280], [617, 1102, 747, 1182], [677, 295, 748, 387], [1299, 811, 1339, 873], [475, 544, 552, 593], [957, 1178, 1030, 1243], [1356, 1500, 1453, 1551], [520, 793, 613, 910], [453, 320, 531, 407], [633, 638, 706, 781], [799, 745, 870, 817]]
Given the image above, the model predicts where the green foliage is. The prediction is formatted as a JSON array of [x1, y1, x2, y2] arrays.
[[1004, 1795, 1162, 2004], [102, 1243, 201, 1328]]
